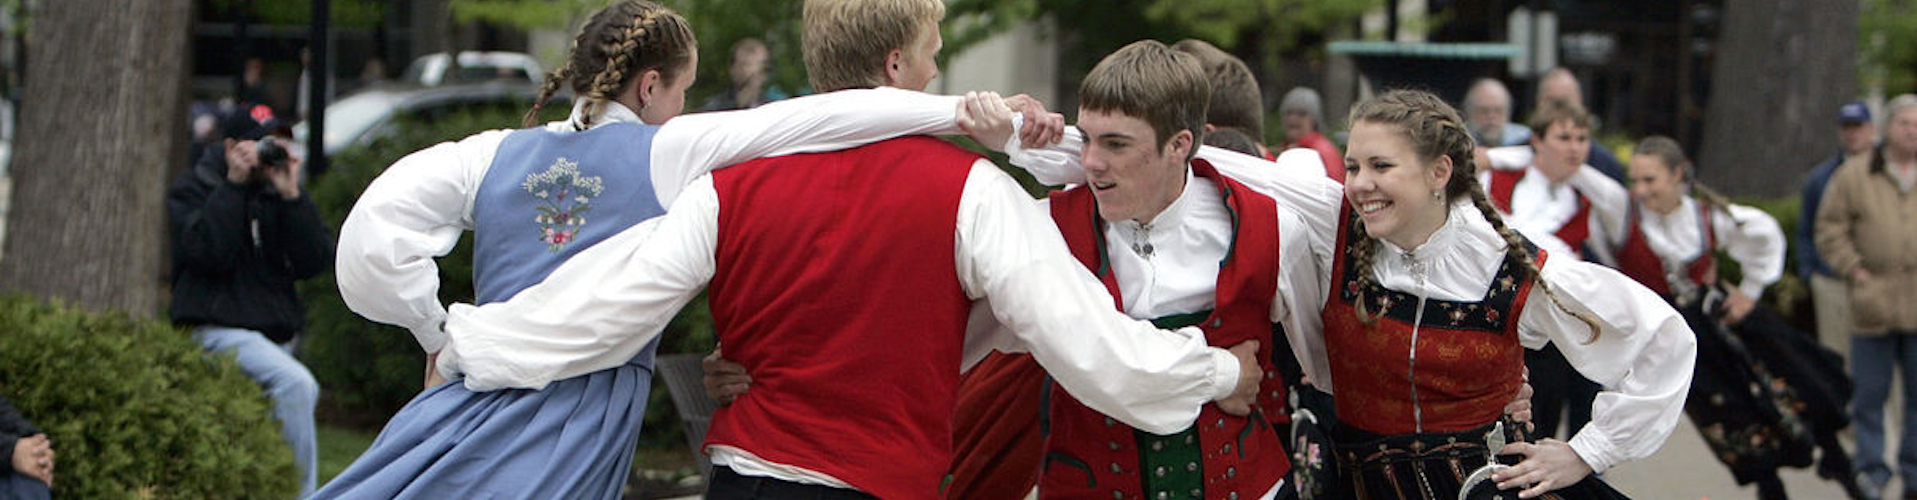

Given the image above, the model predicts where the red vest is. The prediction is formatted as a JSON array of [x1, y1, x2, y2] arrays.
[[1319, 206, 1538, 435], [705, 136, 978, 500], [1613, 201, 1718, 298], [948, 352, 1047, 499], [1038, 160, 1292, 500], [1488, 168, 1594, 251]]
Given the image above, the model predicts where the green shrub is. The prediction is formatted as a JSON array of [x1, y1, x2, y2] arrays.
[[299, 105, 716, 451], [0, 294, 297, 499]]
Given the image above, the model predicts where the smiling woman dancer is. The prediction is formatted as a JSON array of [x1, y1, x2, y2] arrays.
[[315, 1, 974, 498], [1316, 89, 1694, 499], [1583, 136, 1858, 500]]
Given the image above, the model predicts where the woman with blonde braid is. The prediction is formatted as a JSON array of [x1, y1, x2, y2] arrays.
[[1314, 90, 1694, 499], [1584, 137, 1858, 500], [318, 1, 988, 497]]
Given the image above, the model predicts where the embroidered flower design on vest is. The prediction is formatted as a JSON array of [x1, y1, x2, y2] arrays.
[[522, 157, 604, 252]]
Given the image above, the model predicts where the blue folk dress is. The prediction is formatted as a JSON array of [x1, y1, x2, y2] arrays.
[[313, 118, 669, 500]]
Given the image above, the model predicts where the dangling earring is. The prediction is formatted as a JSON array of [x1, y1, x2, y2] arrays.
[[1431, 189, 1442, 201]]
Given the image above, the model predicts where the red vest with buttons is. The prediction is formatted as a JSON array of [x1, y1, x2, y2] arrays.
[[1319, 206, 1539, 435], [1613, 200, 1718, 298], [704, 136, 977, 500], [1038, 159, 1292, 500], [1488, 168, 1595, 251]]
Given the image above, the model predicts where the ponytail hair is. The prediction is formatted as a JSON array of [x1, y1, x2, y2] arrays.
[[1634, 135, 1742, 226]]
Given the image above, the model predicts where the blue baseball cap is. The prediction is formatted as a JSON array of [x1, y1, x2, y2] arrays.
[[1839, 101, 1871, 125]]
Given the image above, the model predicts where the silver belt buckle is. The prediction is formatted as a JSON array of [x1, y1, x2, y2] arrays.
[[1458, 421, 1509, 500]]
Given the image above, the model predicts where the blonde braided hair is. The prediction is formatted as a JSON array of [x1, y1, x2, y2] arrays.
[[1347, 90, 1601, 341], [524, 1, 694, 129]]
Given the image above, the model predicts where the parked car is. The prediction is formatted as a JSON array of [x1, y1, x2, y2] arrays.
[[400, 51, 544, 87], [294, 82, 567, 157]]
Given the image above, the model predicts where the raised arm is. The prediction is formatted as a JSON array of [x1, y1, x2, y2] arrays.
[[436, 175, 721, 391], [1518, 259, 1696, 474], [954, 161, 1255, 435], [335, 130, 509, 353], [649, 87, 963, 207]]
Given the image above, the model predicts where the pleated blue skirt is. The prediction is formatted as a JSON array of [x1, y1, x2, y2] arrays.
[[311, 354, 655, 500]]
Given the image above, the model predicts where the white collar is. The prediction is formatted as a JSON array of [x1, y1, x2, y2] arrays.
[[556, 99, 645, 131], [1378, 199, 1473, 259]]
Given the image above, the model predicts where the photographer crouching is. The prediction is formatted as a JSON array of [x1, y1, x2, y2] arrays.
[[165, 104, 333, 496]]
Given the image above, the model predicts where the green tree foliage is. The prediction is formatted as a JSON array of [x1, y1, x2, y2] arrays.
[[0, 295, 297, 499], [946, 0, 1377, 93], [448, 0, 601, 32], [1861, 0, 1917, 94], [208, 0, 384, 29]]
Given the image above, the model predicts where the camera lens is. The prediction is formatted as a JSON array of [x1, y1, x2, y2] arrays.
[[256, 138, 289, 168]]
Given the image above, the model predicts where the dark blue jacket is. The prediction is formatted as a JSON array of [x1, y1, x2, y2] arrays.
[[1797, 152, 1847, 279]]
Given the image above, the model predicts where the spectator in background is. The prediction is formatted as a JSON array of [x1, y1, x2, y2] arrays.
[[701, 38, 788, 111], [237, 56, 270, 109], [1465, 77, 1533, 147], [1535, 68, 1626, 183], [1, 395, 51, 499], [166, 106, 331, 497], [1817, 93, 1917, 500], [1278, 86, 1346, 182], [1800, 100, 1877, 355], [1202, 127, 1262, 157]]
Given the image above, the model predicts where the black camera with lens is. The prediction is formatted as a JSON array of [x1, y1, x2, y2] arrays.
[[256, 137, 291, 170]]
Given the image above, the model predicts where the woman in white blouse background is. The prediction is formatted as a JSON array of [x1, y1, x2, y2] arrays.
[[1317, 89, 1694, 499], [1591, 136, 1859, 500]]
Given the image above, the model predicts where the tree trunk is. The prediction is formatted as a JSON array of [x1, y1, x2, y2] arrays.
[[0, 0, 193, 316], [1697, 0, 1858, 197]]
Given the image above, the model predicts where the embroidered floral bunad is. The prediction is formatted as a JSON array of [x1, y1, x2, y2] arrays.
[[522, 157, 605, 252]]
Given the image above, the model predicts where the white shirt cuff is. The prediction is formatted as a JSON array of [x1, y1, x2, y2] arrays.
[[1204, 342, 1241, 402], [1567, 427, 1621, 473], [411, 314, 449, 354]]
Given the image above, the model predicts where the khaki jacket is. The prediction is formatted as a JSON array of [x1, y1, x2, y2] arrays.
[[1815, 147, 1917, 335]]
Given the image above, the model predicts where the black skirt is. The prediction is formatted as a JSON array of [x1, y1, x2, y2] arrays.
[[1678, 297, 1854, 485]]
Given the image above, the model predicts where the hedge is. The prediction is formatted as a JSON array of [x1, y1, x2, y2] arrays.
[[0, 295, 297, 499]]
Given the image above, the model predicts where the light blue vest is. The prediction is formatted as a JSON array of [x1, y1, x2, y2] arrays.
[[472, 122, 666, 366]]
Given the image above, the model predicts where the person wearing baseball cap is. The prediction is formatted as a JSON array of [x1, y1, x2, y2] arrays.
[[165, 100, 331, 496], [1799, 101, 1877, 358]]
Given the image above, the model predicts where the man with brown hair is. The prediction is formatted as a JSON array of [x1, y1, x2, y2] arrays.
[[1014, 40, 1314, 500], [1171, 40, 1265, 148], [433, 1, 1267, 499], [1480, 96, 1627, 447]]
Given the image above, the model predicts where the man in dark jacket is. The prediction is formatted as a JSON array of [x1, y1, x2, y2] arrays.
[[1, 395, 51, 500], [165, 104, 331, 496]]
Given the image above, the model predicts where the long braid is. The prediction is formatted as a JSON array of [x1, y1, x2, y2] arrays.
[[1350, 219, 1381, 325], [1465, 177, 1603, 342], [522, 59, 574, 127]]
